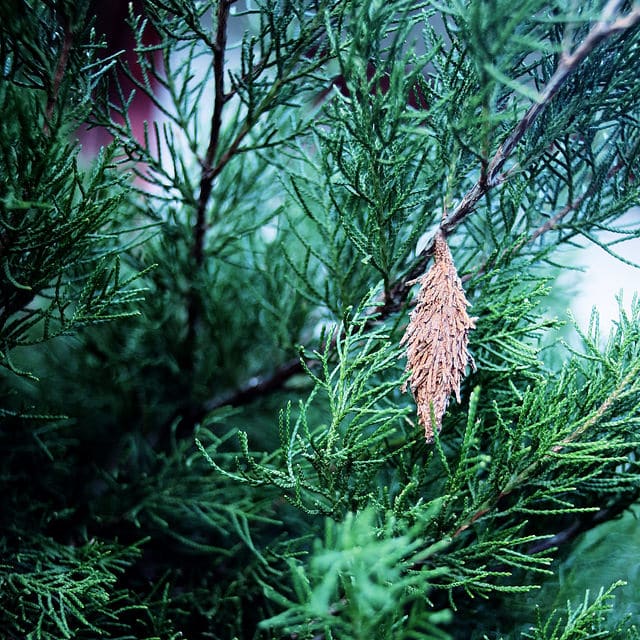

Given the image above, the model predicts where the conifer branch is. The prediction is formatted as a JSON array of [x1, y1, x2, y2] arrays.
[[453, 360, 640, 541], [6, 3, 640, 636], [385, 1, 640, 307], [554, 363, 640, 451], [442, 0, 640, 235], [179, 158, 628, 425], [195, 0, 231, 261], [186, 0, 231, 354]]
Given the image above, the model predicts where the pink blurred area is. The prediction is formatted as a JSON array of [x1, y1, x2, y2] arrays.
[[78, 0, 160, 156]]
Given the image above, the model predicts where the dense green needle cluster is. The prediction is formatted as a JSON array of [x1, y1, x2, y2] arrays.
[[2, 1, 640, 638]]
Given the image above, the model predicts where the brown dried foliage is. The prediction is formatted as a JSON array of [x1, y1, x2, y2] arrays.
[[401, 230, 475, 441]]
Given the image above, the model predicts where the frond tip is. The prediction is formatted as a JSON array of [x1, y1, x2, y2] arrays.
[[401, 230, 476, 442]]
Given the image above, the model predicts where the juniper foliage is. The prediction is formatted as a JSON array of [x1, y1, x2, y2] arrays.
[[2, 0, 640, 638]]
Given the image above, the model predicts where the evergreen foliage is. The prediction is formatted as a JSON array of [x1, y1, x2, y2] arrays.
[[2, 0, 640, 638]]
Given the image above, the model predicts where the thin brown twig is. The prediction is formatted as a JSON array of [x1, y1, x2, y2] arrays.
[[204, 358, 303, 411], [525, 161, 627, 247], [194, 0, 231, 267], [185, 0, 231, 357]]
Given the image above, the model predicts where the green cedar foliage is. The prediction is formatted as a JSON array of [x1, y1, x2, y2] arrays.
[[2, 1, 640, 638]]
